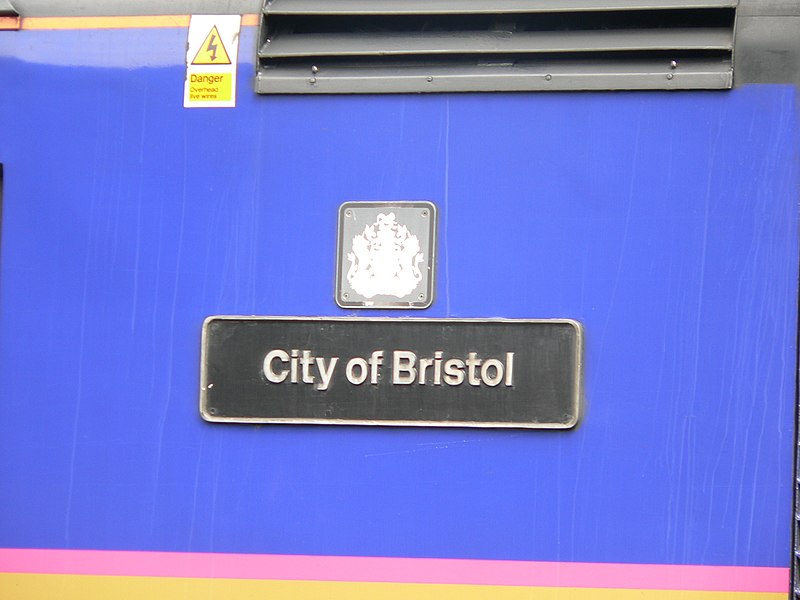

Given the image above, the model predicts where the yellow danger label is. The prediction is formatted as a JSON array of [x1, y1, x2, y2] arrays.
[[188, 72, 232, 102], [191, 26, 231, 65], [184, 15, 240, 108]]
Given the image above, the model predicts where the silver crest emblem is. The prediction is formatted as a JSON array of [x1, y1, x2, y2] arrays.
[[346, 212, 424, 299], [336, 202, 436, 309]]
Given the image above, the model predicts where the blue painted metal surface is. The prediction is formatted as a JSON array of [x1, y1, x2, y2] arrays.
[[0, 25, 797, 568]]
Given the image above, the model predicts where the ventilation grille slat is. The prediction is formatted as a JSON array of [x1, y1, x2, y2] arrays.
[[261, 28, 733, 59], [256, 0, 738, 93], [265, 0, 737, 16]]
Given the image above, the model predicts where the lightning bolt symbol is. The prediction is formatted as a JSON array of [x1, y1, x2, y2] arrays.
[[206, 33, 218, 61]]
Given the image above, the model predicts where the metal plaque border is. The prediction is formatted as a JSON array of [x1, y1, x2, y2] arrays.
[[335, 201, 437, 310], [199, 315, 584, 429]]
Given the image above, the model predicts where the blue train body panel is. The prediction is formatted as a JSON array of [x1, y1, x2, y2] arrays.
[[0, 22, 797, 579]]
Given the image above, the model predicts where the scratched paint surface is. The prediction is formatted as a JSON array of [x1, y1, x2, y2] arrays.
[[0, 26, 796, 568]]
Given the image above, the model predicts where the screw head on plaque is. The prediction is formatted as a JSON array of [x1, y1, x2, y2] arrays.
[[336, 201, 437, 309]]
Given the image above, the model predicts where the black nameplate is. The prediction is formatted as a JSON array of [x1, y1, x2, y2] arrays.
[[200, 317, 583, 429]]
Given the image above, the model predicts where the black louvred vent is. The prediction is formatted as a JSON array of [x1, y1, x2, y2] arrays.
[[256, 0, 737, 93]]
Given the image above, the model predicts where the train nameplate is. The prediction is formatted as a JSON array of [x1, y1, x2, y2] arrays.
[[200, 317, 582, 429]]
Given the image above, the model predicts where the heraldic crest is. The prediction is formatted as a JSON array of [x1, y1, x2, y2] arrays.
[[346, 212, 424, 299]]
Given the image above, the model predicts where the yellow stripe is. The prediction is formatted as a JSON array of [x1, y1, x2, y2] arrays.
[[0, 574, 786, 600], [20, 14, 259, 30], [21, 15, 190, 30]]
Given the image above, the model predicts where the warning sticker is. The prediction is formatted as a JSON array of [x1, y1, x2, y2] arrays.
[[184, 15, 240, 108]]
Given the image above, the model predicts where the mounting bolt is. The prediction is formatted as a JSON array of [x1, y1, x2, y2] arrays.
[[666, 73, 674, 80], [343, 292, 349, 299], [346, 209, 352, 217], [311, 65, 319, 74], [545, 74, 552, 81], [418, 294, 425, 300], [426, 76, 433, 82], [309, 77, 317, 84], [670, 60, 677, 69], [421, 210, 428, 217]]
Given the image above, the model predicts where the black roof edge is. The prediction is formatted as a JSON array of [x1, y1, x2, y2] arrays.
[[1, 0, 17, 16]]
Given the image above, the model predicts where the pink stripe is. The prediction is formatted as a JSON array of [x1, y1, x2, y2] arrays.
[[0, 548, 788, 593]]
